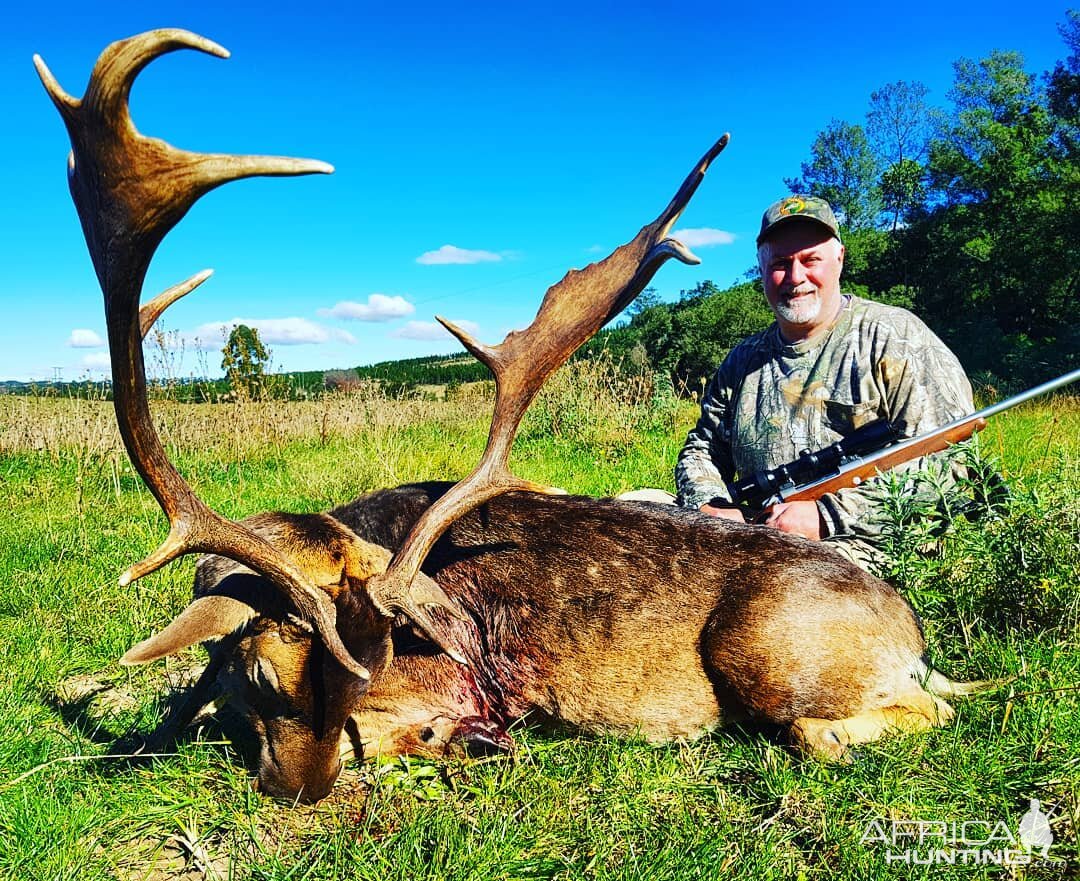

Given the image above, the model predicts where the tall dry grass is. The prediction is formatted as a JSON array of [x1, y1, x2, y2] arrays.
[[0, 388, 466, 461], [521, 356, 678, 448], [0, 358, 685, 512], [0, 356, 676, 462]]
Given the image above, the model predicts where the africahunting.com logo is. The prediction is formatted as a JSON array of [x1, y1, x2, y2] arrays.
[[861, 798, 1064, 866]]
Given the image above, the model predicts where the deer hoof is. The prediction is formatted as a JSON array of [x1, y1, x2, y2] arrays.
[[789, 717, 853, 763]]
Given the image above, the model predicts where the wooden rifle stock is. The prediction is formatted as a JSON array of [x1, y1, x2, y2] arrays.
[[738, 366, 1079, 515], [780, 416, 988, 502]]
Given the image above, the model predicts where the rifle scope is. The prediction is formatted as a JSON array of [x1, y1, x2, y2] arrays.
[[732, 418, 900, 507]]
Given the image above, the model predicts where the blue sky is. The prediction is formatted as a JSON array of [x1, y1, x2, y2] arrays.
[[3, 1, 1072, 381]]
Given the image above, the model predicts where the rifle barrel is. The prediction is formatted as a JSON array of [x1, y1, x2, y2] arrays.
[[773, 367, 1080, 504], [878, 367, 1080, 449], [976, 367, 1080, 420]]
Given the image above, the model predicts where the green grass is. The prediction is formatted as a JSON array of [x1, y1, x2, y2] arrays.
[[0, 384, 1077, 880]]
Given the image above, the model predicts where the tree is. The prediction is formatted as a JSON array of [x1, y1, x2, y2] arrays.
[[901, 45, 1079, 378], [627, 286, 662, 318], [933, 50, 1036, 202], [866, 81, 932, 228], [1048, 11, 1080, 155], [866, 80, 932, 166], [221, 324, 270, 399], [879, 158, 927, 231], [785, 120, 882, 230]]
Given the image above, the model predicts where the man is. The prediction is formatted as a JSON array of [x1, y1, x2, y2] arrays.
[[674, 195, 974, 571]]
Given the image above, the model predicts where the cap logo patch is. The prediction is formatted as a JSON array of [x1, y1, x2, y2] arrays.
[[778, 197, 807, 216]]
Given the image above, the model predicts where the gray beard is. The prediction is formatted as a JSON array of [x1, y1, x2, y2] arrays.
[[775, 290, 823, 325]]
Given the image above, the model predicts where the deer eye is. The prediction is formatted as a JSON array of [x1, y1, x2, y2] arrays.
[[281, 614, 315, 644]]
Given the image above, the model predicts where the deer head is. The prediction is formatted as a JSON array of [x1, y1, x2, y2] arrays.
[[121, 512, 401, 801]]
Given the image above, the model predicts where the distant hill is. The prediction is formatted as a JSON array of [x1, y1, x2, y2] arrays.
[[353, 354, 492, 386], [0, 379, 113, 397], [0, 381, 34, 394]]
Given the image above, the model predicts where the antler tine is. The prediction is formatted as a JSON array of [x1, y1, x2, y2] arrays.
[[366, 135, 731, 632], [140, 270, 213, 339], [39, 31, 371, 681], [32, 54, 79, 120], [35, 29, 333, 292], [654, 134, 731, 249]]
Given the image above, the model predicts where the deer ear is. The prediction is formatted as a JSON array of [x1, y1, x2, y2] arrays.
[[120, 595, 257, 665]]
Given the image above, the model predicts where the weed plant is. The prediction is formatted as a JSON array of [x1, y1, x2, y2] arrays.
[[0, 370, 1076, 880]]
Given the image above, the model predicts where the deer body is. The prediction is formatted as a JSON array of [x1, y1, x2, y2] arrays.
[[339, 484, 737, 750], [187, 482, 953, 782], [333, 484, 947, 761]]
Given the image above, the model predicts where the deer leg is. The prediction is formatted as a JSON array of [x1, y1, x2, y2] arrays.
[[448, 716, 514, 757], [345, 709, 512, 760], [791, 692, 954, 761]]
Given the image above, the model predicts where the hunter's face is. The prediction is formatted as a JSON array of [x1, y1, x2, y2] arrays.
[[759, 223, 845, 341]]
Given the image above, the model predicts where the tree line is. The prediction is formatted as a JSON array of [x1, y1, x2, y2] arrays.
[[782, 12, 1079, 387]]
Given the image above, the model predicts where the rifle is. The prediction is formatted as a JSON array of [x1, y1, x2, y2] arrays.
[[730, 367, 1080, 509]]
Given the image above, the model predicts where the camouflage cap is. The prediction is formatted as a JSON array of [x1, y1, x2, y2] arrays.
[[756, 195, 840, 245]]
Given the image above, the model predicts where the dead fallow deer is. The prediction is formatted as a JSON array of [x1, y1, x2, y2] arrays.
[[146, 481, 987, 806], [39, 29, 744, 800]]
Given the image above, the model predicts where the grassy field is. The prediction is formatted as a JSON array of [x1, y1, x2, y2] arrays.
[[0, 367, 1077, 880]]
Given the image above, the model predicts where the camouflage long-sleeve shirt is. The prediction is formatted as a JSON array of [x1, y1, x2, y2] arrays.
[[674, 296, 974, 539]]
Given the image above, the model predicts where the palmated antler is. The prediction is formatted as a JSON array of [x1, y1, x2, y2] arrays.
[[366, 134, 730, 636], [35, 29, 378, 678]]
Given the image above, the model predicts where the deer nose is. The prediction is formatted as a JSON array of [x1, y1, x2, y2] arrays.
[[257, 758, 340, 804]]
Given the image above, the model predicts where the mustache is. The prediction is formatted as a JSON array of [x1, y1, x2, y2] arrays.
[[779, 285, 818, 299]]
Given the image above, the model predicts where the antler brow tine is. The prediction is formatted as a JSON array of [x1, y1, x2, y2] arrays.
[[38, 29, 372, 680], [139, 270, 214, 339]]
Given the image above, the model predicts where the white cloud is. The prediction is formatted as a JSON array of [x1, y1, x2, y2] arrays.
[[671, 227, 736, 247], [585, 244, 606, 254], [68, 329, 104, 348], [188, 318, 356, 349], [391, 319, 481, 341], [81, 352, 112, 370], [319, 294, 415, 322], [416, 244, 503, 265]]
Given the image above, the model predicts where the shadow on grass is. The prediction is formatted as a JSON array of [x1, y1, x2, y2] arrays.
[[48, 655, 263, 780]]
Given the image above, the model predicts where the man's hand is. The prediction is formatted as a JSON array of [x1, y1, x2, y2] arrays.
[[699, 503, 746, 523], [762, 500, 823, 540]]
